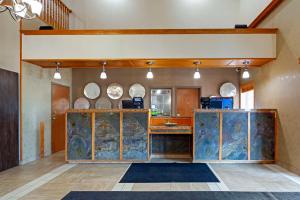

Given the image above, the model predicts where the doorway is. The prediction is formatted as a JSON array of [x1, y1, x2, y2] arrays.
[[176, 88, 200, 117], [51, 83, 70, 154]]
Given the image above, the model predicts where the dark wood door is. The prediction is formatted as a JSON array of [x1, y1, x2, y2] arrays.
[[176, 88, 200, 117], [0, 68, 19, 172], [51, 83, 70, 153]]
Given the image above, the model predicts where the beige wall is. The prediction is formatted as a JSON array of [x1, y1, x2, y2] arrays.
[[22, 62, 72, 164], [72, 68, 240, 115], [248, 0, 300, 174]]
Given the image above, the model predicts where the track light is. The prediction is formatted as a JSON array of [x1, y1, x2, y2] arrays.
[[193, 61, 201, 79], [242, 61, 250, 79], [100, 61, 107, 79], [146, 61, 154, 79], [53, 62, 61, 80]]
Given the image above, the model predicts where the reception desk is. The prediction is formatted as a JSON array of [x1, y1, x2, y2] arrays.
[[65, 109, 150, 162], [193, 109, 277, 162]]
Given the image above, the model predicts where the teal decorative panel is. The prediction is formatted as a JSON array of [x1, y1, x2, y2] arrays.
[[222, 112, 248, 160], [194, 112, 220, 160], [250, 112, 275, 160], [95, 112, 120, 160], [67, 113, 92, 160], [122, 112, 148, 160]]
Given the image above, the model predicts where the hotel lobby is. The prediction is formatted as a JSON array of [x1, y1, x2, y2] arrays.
[[0, 0, 300, 199]]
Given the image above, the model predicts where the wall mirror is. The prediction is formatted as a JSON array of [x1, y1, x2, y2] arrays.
[[220, 82, 237, 97], [129, 83, 146, 98], [84, 82, 101, 100], [107, 83, 123, 100], [151, 89, 172, 116]]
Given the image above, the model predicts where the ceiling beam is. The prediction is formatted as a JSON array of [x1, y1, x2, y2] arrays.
[[249, 0, 283, 28]]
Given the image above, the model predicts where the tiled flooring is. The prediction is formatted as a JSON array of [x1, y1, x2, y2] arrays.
[[0, 152, 300, 200]]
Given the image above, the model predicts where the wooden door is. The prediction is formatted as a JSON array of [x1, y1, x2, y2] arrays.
[[51, 83, 70, 153], [176, 88, 200, 117], [0, 68, 19, 172]]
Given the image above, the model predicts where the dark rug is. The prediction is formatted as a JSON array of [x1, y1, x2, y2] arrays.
[[119, 163, 219, 183], [62, 191, 300, 200]]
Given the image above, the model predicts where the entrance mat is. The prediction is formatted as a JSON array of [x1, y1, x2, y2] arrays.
[[120, 163, 219, 183], [62, 192, 300, 200]]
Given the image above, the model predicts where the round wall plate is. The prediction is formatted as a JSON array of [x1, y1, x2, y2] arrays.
[[83, 82, 101, 100], [129, 83, 146, 98], [95, 97, 112, 109], [220, 82, 237, 97], [107, 83, 123, 100], [74, 97, 90, 109]]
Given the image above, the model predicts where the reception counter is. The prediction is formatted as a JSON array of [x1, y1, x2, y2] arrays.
[[65, 109, 277, 163]]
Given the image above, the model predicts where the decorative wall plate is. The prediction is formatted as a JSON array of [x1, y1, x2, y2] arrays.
[[220, 82, 237, 97], [107, 83, 123, 100], [74, 97, 90, 109], [84, 82, 101, 100], [118, 97, 132, 109], [129, 83, 146, 98], [95, 97, 112, 109]]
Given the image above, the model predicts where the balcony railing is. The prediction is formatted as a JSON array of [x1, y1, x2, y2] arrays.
[[39, 0, 72, 30]]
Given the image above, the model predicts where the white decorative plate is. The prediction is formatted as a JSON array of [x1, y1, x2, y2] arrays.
[[95, 97, 112, 109], [129, 83, 146, 98], [107, 83, 124, 100], [74, 97, 90, 109], [220, 82, 237, 97], [83, 82, 101, 100]]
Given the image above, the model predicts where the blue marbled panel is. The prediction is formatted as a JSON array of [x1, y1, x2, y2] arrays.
[[67, 113, 92, 160], [222, 112, 248, 160], [194, 112, 220, 160], [122, 112, 148, 160], [95, 112, 120, 160], [250, 112, 275, 160]]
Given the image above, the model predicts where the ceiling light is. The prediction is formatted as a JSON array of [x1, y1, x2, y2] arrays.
[[193, 61, 201, 79], [53, 62, 62, 80], [242, 61, 250, 79], [146, 61, 154, 79], [0, 0, 42, 21], [100, 61, 107, 79]]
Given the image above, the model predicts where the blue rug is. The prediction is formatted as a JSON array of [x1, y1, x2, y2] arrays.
[[62, 191, 300, 200], [119, 163, 219, 183]]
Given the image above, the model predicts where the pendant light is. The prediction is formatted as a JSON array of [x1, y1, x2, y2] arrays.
[[53, 62, 62, 80], [242, 61, 250, 79], [193, 61, 201, 79], [100, 61, 107, 79], [146, 61, 154, 79]]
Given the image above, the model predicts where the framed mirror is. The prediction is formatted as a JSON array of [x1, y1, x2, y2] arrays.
[[84, 82, 101, 100], [151, 89, 172, 116], [95, 97, 112, 109], [107, 83, 123, 100], [129, 83, 146, 98], [220, 82, 237, 97], [74, 97, 90, 109]]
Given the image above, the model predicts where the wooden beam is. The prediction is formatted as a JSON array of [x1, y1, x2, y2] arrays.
[[39, 121, 45, 159], [249, 0, 283, 28], [22, 58, 275, 69], [21, 28, 278, 35]]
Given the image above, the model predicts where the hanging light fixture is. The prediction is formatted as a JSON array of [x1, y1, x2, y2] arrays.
[[0, 0, 42, 22], [53, 62, 62, 80], [193, 61, 201, 79], [100, 61, 107, 79], [146, 61, 154, 79], [242, 61, 250, 79]]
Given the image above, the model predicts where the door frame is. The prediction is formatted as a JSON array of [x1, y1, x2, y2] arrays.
[[51, 82, 71, 154], [174, 86, 201, 117]]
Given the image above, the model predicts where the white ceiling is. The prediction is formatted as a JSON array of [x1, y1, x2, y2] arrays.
[[62, 0, 272, 29]]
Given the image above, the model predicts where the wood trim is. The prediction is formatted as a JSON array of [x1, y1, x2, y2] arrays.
[[39, 121, 45, 159], [274, 111, 279, 162], [150, 132, 192, 135], [192, 113, 195, 161], [249, 0, 283, 28], [91, 112, 95, 161], [148, 111, 151, 160], [241, 82, 254, 93], [248, 112, 251, 160], [298, 58, 300, 64], [219, 112, 223, 160], [119, 111, 123, 161], [21, 28, 278, 35], [194, 109, 277, 112], [65, 112, 68, 161]]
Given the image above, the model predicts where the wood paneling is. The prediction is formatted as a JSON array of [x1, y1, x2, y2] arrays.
[[176, 88, 200, 117], [40, 121, 45, 159], [150, 117, 192, 126], [249, 0, 283, 28], [23, 58, 274, 69], [0, 68, 19, 172], [21, 28, 278, 35]]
